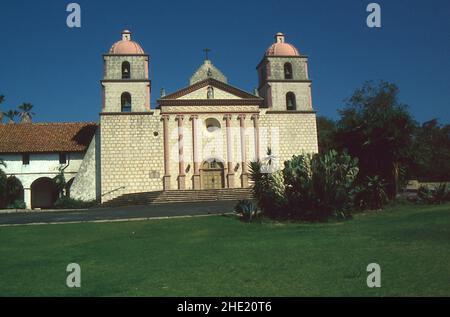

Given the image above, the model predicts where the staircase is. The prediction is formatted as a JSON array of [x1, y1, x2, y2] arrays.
[[102, 188, 253, 207]]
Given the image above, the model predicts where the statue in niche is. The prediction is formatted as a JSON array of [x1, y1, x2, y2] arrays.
[[207, 86, 214, 99]]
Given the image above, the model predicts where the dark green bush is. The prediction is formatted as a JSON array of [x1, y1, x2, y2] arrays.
[[249, 160, 286, 219], [7, 199, 26, 209], [354, 176, 388, 210], [250, 149, 359, 221], [54, 196, 97, 209], [417, 183, 449, 204], [234, 199, 258, 222], [433, 183, 449, 204], [6, 176, 24, 206]]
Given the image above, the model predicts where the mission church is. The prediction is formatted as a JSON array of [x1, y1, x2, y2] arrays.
[[0, 30, 318, 208]]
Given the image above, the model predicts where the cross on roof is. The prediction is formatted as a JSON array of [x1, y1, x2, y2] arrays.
[[203, 48, 211, 60]]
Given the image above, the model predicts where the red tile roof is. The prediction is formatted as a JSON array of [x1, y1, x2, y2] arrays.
[[0, 122, 97, 153]]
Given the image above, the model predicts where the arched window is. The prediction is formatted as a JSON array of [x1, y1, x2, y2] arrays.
[[284, 62, 293, 79], [286, 92, 296, 110], [122, 61, 131, 79], [121, 92, 132, 112]]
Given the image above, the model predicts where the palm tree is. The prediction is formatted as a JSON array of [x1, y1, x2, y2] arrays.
[[3, 110, 19, 124], [18, 103, 35, 123], [0, 95, 4, 124]]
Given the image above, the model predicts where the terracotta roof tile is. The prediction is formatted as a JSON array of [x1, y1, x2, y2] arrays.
[[0, 122, 97, 153]]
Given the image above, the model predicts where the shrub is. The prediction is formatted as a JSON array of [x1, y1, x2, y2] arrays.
[[6, 176, 24, 206], [354, 176, 388, 210], [234, 199, 258, 222], [7, 199, 26, 209], [250, 149, 359, 221], [54, 196, 97, 209], [309, 150, 359, 220], [417, 185, 434, 204], [249, 159, 286, 219], [0, 169, 7, 208], [417, 183, 449, 204], [432, 183, 449, 204]]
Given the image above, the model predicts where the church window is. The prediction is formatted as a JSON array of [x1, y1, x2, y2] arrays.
[[205, 118, 221, 133], [284, 62, 293, 79], [286, 92, 296, 110], [121, 92, 132, 112], [122, 61, 131, 79]]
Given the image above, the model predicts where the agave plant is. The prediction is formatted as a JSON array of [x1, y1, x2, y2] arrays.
[[354, 175, 388, 210], [431, 183, 448, 204], [249, 156, 286, 219], [234, 199, 258, 222]]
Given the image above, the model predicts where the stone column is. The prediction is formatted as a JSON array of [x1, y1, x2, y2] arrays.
[[24, 188, 31, 209], [252, 114, 260, 161], [190, 115, 201, 189], [224, 114, 235, 188], [162, 115, 171, 190], [238, 114, 248, 188], [176, 115, 186, 190]]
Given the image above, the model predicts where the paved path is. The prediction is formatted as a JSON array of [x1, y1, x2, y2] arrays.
[[0, 201, 237, 226]]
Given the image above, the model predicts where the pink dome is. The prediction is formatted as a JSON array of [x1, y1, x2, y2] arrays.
[[109, 30, 145, 54], [265, 32, 300, 56]]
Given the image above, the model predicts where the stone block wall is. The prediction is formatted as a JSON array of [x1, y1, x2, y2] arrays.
[[70, 128, 101, 202], [100, 113, 164, 202], [259, 110, 318, 168], [269, 82, 313, 111], [103, 55, 148, 80], [102, 82, 150, 112]]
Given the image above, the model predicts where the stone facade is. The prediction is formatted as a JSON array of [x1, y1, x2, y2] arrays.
[[71, 31, 320, 204], [70, 128, 101, 201], [99, 112, 164, 202]]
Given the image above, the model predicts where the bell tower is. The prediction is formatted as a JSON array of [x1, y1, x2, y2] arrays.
[[101, 30, 151, 112], [257, 33, 313, 112]]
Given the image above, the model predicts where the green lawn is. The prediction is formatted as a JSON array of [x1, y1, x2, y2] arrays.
[[0, 203, 449, 296]]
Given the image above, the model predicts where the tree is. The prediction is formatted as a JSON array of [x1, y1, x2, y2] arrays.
[[410, 119, 450, 181], [18, 103, 35, 123], [0, 95, 4, 123], [316, 116, 337, 154], [0, 160, 6, 208], [335, 81, 416, 198], [3, 110, 19, 124]]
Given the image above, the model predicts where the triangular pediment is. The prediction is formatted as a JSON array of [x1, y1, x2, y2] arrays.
[[159, 78, 260, 101]]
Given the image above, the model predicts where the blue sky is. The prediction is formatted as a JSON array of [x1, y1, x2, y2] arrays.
[[0, 0, 449, 123]]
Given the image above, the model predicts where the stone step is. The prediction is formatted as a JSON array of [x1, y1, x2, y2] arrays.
[[102, 188, 253, 207]]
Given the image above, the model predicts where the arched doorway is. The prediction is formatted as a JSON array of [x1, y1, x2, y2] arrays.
[[31, 177, 58, 209], [201, 160, 225, 189], [6, 176, 24, 206]]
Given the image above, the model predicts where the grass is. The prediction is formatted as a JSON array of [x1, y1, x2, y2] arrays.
[[0, 203, 449, 296]]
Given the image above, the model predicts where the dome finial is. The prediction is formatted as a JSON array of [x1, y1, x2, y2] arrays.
[[122, 29, 131, 41], [275, 32, 285, 43], [265, 32, 299, 56]]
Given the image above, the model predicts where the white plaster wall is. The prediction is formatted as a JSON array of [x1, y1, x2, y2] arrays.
[[0, 152, 84, 208]]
